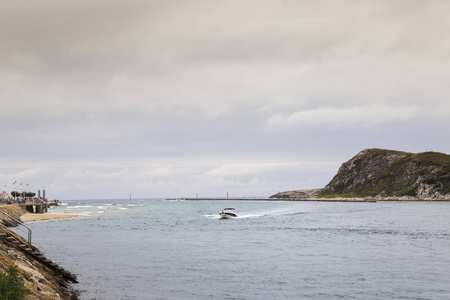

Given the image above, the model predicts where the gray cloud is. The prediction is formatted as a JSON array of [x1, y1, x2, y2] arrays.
[[1, 0, 449, 199]]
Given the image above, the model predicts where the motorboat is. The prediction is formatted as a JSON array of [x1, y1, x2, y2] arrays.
[[219, 208, 237, 219]]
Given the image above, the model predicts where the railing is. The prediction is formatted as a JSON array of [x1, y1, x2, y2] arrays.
[[0, 209, 32, 246]]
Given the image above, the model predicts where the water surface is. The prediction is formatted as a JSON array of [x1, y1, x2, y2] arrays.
[[27, 200, 450, 299]]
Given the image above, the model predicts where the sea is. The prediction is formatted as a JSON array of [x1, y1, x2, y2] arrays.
[[18, 199, 450, 300]]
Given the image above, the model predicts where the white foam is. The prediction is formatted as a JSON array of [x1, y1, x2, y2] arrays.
[[204, 214, 220, 219], [96, 206, 109, 209], [68, 205, 93, 209], [237, 213, 265, 219]]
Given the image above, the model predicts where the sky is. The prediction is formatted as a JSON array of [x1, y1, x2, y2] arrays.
[[1, 0, 449, 200]]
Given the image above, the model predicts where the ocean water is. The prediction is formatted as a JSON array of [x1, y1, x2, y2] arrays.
[[24, 199, 449, 300]]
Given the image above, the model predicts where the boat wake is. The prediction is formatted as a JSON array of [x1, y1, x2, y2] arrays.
[[239, 205, 305, 218], [204, 205, 305, 219], [204, 214, 221, 219]]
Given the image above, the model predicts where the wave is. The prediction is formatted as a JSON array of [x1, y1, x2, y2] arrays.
[[79, 211, 94, 216], [66, 205, 93, 209], [96, 206, 109, 209], [297, 227, 449, 239]]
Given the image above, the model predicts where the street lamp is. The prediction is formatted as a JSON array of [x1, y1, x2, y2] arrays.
[[13, 181, 17, 201]]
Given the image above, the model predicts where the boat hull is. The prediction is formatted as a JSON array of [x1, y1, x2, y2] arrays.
[[219, 212, 237, 219]]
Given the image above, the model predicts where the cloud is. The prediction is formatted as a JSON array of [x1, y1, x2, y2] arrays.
[[266, 104, 422, 130], [0, 156, 339, 199], [1, 1, 449, 199]]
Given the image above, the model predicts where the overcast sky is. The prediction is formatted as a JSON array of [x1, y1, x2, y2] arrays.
[[1, 0, 449, 200]]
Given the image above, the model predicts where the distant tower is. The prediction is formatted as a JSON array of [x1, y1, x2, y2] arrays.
[[43, 190, 46, 199], [38, 190, 41, 198]]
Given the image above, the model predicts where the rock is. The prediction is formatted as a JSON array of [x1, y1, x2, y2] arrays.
[[269, 189, 322, 199], [271, 148, 450, 200], [0, 229, 78, 299], [0, 205, 28, 226], [319, 148, 450, 199]]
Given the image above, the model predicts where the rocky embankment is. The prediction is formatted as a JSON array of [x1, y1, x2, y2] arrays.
[[270, 189, 322, 200], [271, 148, 450, 201], [0, 205, 78, 300]]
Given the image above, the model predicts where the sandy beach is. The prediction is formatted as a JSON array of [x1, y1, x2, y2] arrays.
[[20, 212, 82, 222]]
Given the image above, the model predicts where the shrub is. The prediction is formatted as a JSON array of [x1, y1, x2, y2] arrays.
[[0, 266, 30, 300]]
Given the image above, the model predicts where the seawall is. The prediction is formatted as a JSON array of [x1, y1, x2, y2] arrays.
[[0, 205, 78, 300]]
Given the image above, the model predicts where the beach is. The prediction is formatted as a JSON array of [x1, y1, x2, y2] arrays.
[[20, 212, 81, 222], [0, 204, 81, 223]]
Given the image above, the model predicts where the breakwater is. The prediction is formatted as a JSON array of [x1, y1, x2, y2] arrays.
[[171, 197, 378, 202], [168, 197, 450, 202], [166, 197, 272, 201]]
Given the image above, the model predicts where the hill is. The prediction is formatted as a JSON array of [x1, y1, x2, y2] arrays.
[[271, 148, 450, 200]]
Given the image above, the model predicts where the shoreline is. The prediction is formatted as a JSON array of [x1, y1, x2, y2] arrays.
[[169, 197, 450, 202], [20, 212, 82, 222], [0, 206, 80, 299]]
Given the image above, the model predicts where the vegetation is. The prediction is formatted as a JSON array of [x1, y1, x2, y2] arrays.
[[10, 192, 36, 198], [319, 149, 450, 198], [0, 267, 29, 300], [319, 190, 379, 198]]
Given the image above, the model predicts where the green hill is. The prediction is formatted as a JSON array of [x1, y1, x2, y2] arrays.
[[319, 148, 450, 199]]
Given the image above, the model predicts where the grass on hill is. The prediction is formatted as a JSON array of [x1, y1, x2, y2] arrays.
[[319, 150, 450, 198]]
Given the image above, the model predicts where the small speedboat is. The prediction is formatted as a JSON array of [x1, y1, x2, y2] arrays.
[[219, 208, 237, 219]]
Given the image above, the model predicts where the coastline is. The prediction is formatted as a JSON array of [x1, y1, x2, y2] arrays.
[[268, 188, 450, 201], [271, 197, 450, 202], [20, 212, 82, 222], [0, 204, 82, 222], [0, 205, 80, 299], [170, 197, 450, 202]]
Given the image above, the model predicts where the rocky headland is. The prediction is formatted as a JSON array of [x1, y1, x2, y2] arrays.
[[271, 148, 450, 201]]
